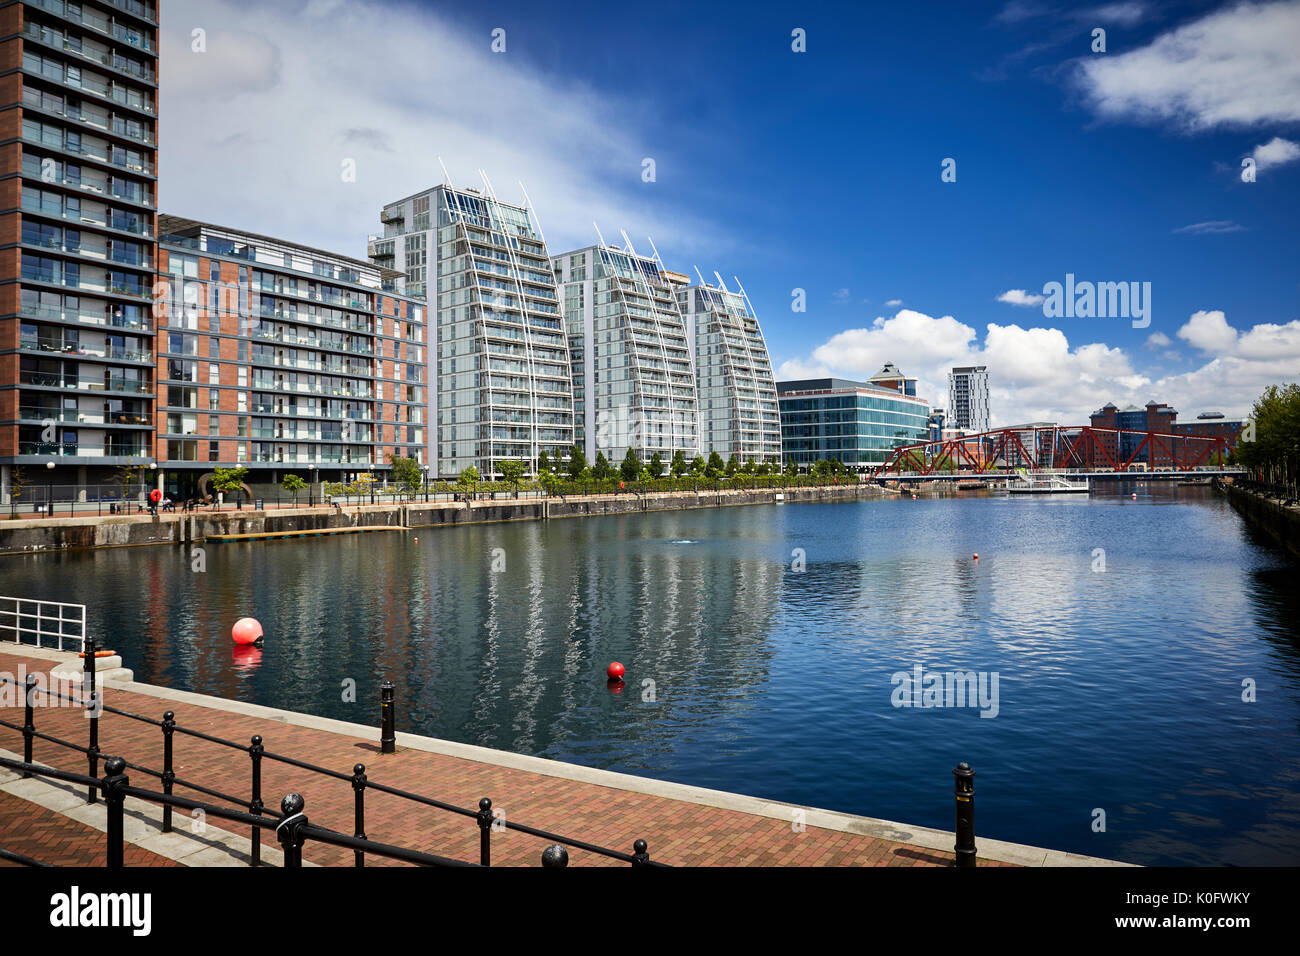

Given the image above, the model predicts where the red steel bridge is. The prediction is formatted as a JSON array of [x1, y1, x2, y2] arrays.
[[872, 424, 1241, 479]]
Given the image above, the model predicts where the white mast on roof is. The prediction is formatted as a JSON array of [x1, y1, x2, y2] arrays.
[[518, 180, 546, 245], [436, 156, 451, 186]]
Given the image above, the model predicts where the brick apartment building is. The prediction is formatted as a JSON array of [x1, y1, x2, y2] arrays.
[[155, 217, 427, 499]]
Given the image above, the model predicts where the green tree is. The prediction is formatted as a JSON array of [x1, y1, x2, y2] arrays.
[[620, 447, 641, 482], [566, 443, 587, 480], [756, 461, 771, 476], [210, 466, 248, 502], [648, 452, 665, 479], [1237, 383, 1300, 495], [499, 459, 527, 495], [741, 457, 757, 475], [690, 456, 706, 477], [671, 449, 687, 478], [725, 453, 740, 478], [593, 451, 614, 480], [456, 465, 480, 499], [705, 451, 725, 479], [280, 473, 307, 504], [387, 454, 423, 497], [537, 450, 552, 475], [785, 459, 799, 478]]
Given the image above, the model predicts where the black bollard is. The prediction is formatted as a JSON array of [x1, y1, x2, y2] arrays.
[[953, 762, 976, 868], [380, 681, 395, 754], [631, 839, 650, 867]]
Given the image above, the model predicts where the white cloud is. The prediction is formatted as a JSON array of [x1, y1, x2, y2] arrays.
[[884, 299, 903, 307], [1172, 220, 1246, 235], [1176, 310, 1239, 354], [159, 0, 727, 262], [1074, 1, 1300, 131], [996, 289, 1046, 306], [831, 288, 851, 304], [1086, 3, 1149, 27], [1249, 135, 1300, 171], [778, 308, 1298, 424]]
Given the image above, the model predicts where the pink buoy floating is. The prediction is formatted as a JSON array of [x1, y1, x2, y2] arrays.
[[232, 617, 264, 646]]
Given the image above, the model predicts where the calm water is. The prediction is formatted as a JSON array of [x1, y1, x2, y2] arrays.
[[3, 485, 1298, 865]]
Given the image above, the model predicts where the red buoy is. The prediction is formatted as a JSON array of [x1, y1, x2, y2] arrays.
[[606, 661, 625, 681], [973, 553, 979, 561], [232, 617, 263, 646]]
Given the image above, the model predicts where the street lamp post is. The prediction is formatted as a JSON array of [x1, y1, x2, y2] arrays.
[[308, 463, 316, 507], [148, 461, 158, 514], [45, 460, 55, 517]]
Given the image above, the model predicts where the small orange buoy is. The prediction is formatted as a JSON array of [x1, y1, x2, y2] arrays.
[[232, 617, 263, 646], [606, 661, 625, 681], [973, 553, 979, 560], [1131, 493, 1137, 499]]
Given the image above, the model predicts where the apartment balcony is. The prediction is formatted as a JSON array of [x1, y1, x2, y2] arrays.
[[20, 336, 153, 364], [20, 22, 156, 85], [20, 372, 151, 394], [19, 406, 150, 427], [19, 302, 152, 333], [17, 440, 150, 459]]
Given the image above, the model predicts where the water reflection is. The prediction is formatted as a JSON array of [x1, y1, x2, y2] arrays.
[[1, 485, 1297, 864]]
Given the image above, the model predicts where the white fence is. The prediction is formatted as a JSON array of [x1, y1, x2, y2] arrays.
[[0, 596, 87, 651]]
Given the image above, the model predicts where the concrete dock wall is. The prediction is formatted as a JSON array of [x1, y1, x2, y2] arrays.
[[1219, 480, 1300, 560], [0, 484, 886, 555]]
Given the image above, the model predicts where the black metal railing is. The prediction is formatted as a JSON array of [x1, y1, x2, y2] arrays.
[[0, 754, 475, 868], [0, 643, 667, 867]]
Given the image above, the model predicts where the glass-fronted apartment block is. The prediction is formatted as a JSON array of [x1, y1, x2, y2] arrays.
[[553, 242, 699, 465], [777, 377, 930, 469], [947, 365, 989, 433], [676, 279, 780, 463], [369, 184, 573, 479], [156, 216, 426, 497], [1, 0, 158, 496]]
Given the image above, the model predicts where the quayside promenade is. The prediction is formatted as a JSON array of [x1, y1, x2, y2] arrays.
[[0, 484, 888, 556], [0, 644, 1128, 867]]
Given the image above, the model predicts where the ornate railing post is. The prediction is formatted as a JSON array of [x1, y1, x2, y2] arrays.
[[953, 762, 977, 868], [21, 674, 36, 777], [351, 763, 367, 868], [83, 636, 99, 803], [476, 797, 493, 866], [541, 844, 569, 868], [161, 710, 175, 833], [101, 756, 128, 869], [249, 735, 264, 866], [275, 793, 308, 868], [631, 839, 650, 867]]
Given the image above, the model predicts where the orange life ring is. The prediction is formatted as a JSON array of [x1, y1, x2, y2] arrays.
[[77, 650, 116, 658], [149, 488, 162, 503]]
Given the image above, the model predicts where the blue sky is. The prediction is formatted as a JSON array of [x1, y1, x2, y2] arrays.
[[160, 0, 1300, 424]]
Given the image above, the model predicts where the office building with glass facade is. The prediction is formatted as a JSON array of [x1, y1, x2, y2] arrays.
[[777, 377, 930, 469], [677, 279, 780, 464], [2, 0, 158, 496], [370, 184, 573, 479], [553, 242, 699, 466]]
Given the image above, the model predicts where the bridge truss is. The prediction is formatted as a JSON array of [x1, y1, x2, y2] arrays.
[[872, 425, 1233, 477]]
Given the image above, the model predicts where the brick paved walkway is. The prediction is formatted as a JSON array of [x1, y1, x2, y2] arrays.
[[0, 649, 1010, 867], [0, 791, 175, 868]]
